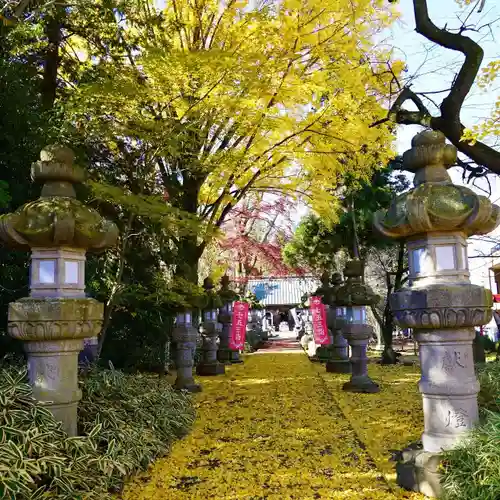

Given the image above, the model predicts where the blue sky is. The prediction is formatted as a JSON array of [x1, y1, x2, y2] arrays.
[[389, 0, 500, 154]]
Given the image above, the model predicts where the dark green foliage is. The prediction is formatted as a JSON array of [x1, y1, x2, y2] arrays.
[[480, 334, 496, 354], [442, 362, 500, 499], [476, 361, 500, 414], [283, 166, 410, 272], [0, 364, 195, 499]]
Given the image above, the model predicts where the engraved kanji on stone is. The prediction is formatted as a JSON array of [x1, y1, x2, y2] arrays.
[[442, 350, 468, 374], [445, 408, 468, 428]]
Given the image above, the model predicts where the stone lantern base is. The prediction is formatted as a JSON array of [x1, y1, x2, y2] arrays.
[[229, 351, 243, 363], [172, 324, 202, 393], [8, 297, 103, 436], [342, 324, 379, 393], [325, 357, 351, 374], [196, 358, 225, 376], [394, 443, 442, 498]]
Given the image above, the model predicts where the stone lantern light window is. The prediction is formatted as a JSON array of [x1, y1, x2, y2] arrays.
[[30, 248, 86, 298], [408, 234, 470, 285], [37, 259, 56, 283], [336, 306, 346, 319], [411, 247, 429, 275], [177, 311, 191, 325], [346, 305, 366, 324], [64, 260, 80, 284], [435, 245, 456, 271]]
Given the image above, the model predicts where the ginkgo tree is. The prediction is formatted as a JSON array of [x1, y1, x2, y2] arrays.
[[59, 0, 400, 281]]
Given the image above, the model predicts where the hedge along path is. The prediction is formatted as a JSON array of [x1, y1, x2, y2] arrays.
[[122, 353, 424, 499]]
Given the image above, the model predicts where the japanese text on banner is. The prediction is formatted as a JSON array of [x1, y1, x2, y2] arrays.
[[229, 301, 249, 350], [310, 296, 330, 345]]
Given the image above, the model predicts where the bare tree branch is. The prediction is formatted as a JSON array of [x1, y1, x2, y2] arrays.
[[380, 0, 500, 173]]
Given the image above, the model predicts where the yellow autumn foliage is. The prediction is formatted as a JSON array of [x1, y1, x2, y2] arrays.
[[122, 353, 424, 499], [67, 0, 401, 226]]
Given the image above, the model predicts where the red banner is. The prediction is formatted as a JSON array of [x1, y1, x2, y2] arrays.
[[229, 301, 249, 350], [310, 296, 330, 345]]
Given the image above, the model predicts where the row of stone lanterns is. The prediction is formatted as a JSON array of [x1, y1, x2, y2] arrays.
[[310, 262, 380, 392], [172, 275, 243, 392]]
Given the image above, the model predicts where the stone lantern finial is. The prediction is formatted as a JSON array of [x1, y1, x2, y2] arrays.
[[0, 145, 118, 254], [0, 144, 118, 436], [374, 131, 499, 240]]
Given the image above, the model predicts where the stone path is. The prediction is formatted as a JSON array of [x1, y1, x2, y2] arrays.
[[122, 352, 423, 499], [256, 331, 303, 353]]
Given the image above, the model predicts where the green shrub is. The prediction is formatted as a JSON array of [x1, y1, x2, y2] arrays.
[[479, 334, 497, 354], [442, 362, 500, 500], [0, 364, 195, 499], [442, 411, 500, 500], [244, 329, 263, 353], [477, 361, 500, 413]]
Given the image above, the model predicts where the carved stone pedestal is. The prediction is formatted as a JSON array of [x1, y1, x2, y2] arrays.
[[394, 443, 442, 498], [217, 304, 233, 364], [197, 320, 225, 376], [8, 297, 103, 436], [342, 324, 379, 393], [172, 313, 201, 392], [392, 284, 487, 453], [326, 310, 350, 374]]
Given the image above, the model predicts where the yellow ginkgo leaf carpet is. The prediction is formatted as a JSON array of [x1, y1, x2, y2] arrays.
[[122, 352, 424, 500]]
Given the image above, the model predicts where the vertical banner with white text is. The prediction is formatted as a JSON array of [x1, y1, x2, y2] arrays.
[[229, 301, 250, 350], [310, 296, 330, 345]]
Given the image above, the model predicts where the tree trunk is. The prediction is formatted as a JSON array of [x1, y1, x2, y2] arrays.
[[96, 214, 135, 360], [381, 242, 406, 365], [42, 4, 65, 109]]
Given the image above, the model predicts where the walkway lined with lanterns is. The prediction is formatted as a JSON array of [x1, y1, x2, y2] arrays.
[[122, 351, 424, 499]]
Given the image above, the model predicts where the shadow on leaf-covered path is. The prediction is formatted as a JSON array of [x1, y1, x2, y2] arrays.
[[121, 353, 424, 499]]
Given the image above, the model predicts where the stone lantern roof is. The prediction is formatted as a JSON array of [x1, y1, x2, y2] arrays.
[[219, 275, 239, 304], [374, 130, 500, 239], [336, 260, 379, 307], [203, 277, 223, 310], [0, 144, 118, 251], [314, 271, 343, 307]]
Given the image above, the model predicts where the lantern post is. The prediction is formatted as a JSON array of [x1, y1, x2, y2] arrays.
[[326, 273, 351, 373], [196, 277, 225, 376]]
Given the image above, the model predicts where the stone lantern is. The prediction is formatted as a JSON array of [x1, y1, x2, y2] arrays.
[[374, 130, 500, 496], [172, 309, 202, 392], [0, 145, 118, 435], [196, 277, 225, 376], [218, 276, 242, 364], [326, 273, 351, 374], [336, 260, 380, 393]]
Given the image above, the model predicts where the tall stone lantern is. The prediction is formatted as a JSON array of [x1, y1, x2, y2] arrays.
[[375, 130, 500, 496], [172, 308, 202, 392], [218, 276, 242, 364], [0, 145, 118, 435], [336, 260, 380, 393], [326, 273, 351, 374], [196, 277, 225, 376]]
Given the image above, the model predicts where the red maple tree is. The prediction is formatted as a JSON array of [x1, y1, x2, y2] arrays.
[[217, 196, 307, 282]]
